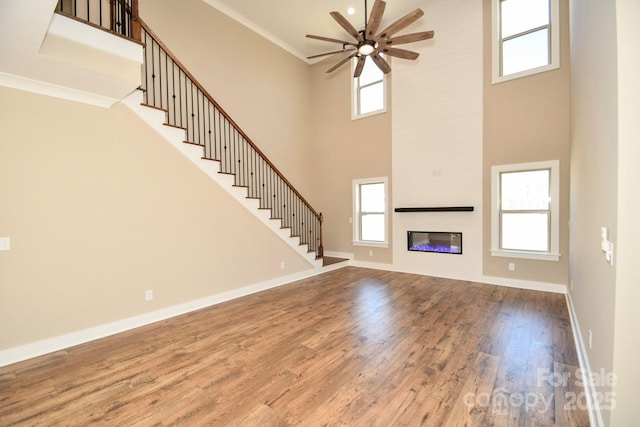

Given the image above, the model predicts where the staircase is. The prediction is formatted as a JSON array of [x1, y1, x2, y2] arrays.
[[121, 19, 323, 267], [39, 1, 324, 267]]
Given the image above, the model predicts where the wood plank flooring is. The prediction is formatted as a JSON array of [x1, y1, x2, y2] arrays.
[[0, 267, 589, 426]]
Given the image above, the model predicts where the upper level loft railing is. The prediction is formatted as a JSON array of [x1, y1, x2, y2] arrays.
[[55, 0, 140, 40], [138, 19, 323, 258]]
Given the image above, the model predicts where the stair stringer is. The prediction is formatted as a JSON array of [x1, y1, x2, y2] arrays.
[[121, 90, 322, 269]]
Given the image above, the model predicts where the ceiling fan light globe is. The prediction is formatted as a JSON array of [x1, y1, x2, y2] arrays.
[[358, 43, 376, 56]]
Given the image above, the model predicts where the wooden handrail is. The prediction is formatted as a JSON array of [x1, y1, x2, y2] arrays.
[[137, 18, 321, 221]]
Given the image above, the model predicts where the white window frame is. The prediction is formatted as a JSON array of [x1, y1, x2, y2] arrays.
[[491, 0, 560, 84], [352, 177, 389, 248], [351, 56, 387, 120], [491, 160, 560, 261]]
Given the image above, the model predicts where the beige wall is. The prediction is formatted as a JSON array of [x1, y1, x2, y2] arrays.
[[482, 0, 571, 285], [308, 57, 393, 264], [0, 86, 310, 350], [139, 0, 314, 198]]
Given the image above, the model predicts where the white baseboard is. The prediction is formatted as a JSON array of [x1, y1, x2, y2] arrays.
[[481, 275, 567, 294], [565, 292, 605, 427], [0, 267, 324, 368], [323, 250, 354, 260], [346, 261, 567, 295]]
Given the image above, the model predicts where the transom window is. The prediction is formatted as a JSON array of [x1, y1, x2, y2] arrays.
[[491, 0, 560, 83], [491, 161, 560, 261], [352, 55, 386, 119]]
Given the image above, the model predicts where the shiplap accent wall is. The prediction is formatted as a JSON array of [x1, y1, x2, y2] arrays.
[[391, 0, 483, 281]]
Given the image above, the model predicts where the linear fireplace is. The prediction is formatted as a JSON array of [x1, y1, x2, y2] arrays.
[[407, 231, 462, 254]]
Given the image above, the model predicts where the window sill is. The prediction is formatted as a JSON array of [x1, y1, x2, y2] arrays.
[[490, 249, 560, 261], [352, 107, 387, 121], [492, 62, 560, 84], [353, 240, 389, 249]]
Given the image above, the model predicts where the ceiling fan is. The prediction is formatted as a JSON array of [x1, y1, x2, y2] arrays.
[[306, 0, 435, 77]]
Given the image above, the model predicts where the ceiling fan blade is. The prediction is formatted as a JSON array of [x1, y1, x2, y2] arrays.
[[370, 52, 391, 74], [376, 9, 425, 39], [306, 34, 357, 47], [381, 31, 434, 46], [354, 56, 366, 78], [366, 0, 386, 39], [380, 47, 420, 60], [307, 48, 356, 60], [326, 52, 358, 73], [330, 11, 363, 41]]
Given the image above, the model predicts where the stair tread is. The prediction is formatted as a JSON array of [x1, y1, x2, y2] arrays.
[[183, 140, 203, 146], [164, 123, 186, 130], [141, 103, 167, 112]]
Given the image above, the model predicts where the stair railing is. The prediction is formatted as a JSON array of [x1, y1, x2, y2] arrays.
[[138, 19, 323, 259], [55, 0, 139, 39]]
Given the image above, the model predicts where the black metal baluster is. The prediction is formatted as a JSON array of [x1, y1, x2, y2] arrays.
[[142, 30, 148, 103], [205, 102, 211, 158], [200, 91, 205, 145], [195, 85, 200, 143], [171, 61, 177, 126], [163, 50, 169, 112], [213, 107, 219, 160], [180, 70, 186, 130], [150, 39, 156, 106]]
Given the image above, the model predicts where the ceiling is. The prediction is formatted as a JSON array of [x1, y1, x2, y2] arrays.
[[202, 0, 432, 63]]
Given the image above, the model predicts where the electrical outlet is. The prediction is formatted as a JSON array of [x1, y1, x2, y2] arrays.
[[508, 262, 515, 271], [0, 237, 10, 251], [368, 250, 373, 257], [145, 290, 154, 301], [280, 261, 285, 270], [588, 330, 593, 350]]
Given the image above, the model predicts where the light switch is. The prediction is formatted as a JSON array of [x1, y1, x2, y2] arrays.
[[0, 237, 10, 251]]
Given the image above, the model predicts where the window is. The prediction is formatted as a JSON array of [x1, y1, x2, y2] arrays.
[[352, 55, 386, 119], [491, 0, 560, 83], [353, 177, 388, 246], [491, 161, 560, 260]]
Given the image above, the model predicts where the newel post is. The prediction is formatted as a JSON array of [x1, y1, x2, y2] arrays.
[[131, 0, 141, 42], [318, 213, 324, 259]]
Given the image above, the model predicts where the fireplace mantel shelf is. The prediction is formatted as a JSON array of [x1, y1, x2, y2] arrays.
[[394, 206, 474, 213]]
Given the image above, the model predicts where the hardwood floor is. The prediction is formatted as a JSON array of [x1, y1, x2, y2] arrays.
[[0, 267, 589, 426]]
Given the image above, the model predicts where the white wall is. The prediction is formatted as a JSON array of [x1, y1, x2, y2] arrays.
[[610, 0, 640, 424], [569, 0, 619, 424], [392, 0, 483, 281]]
